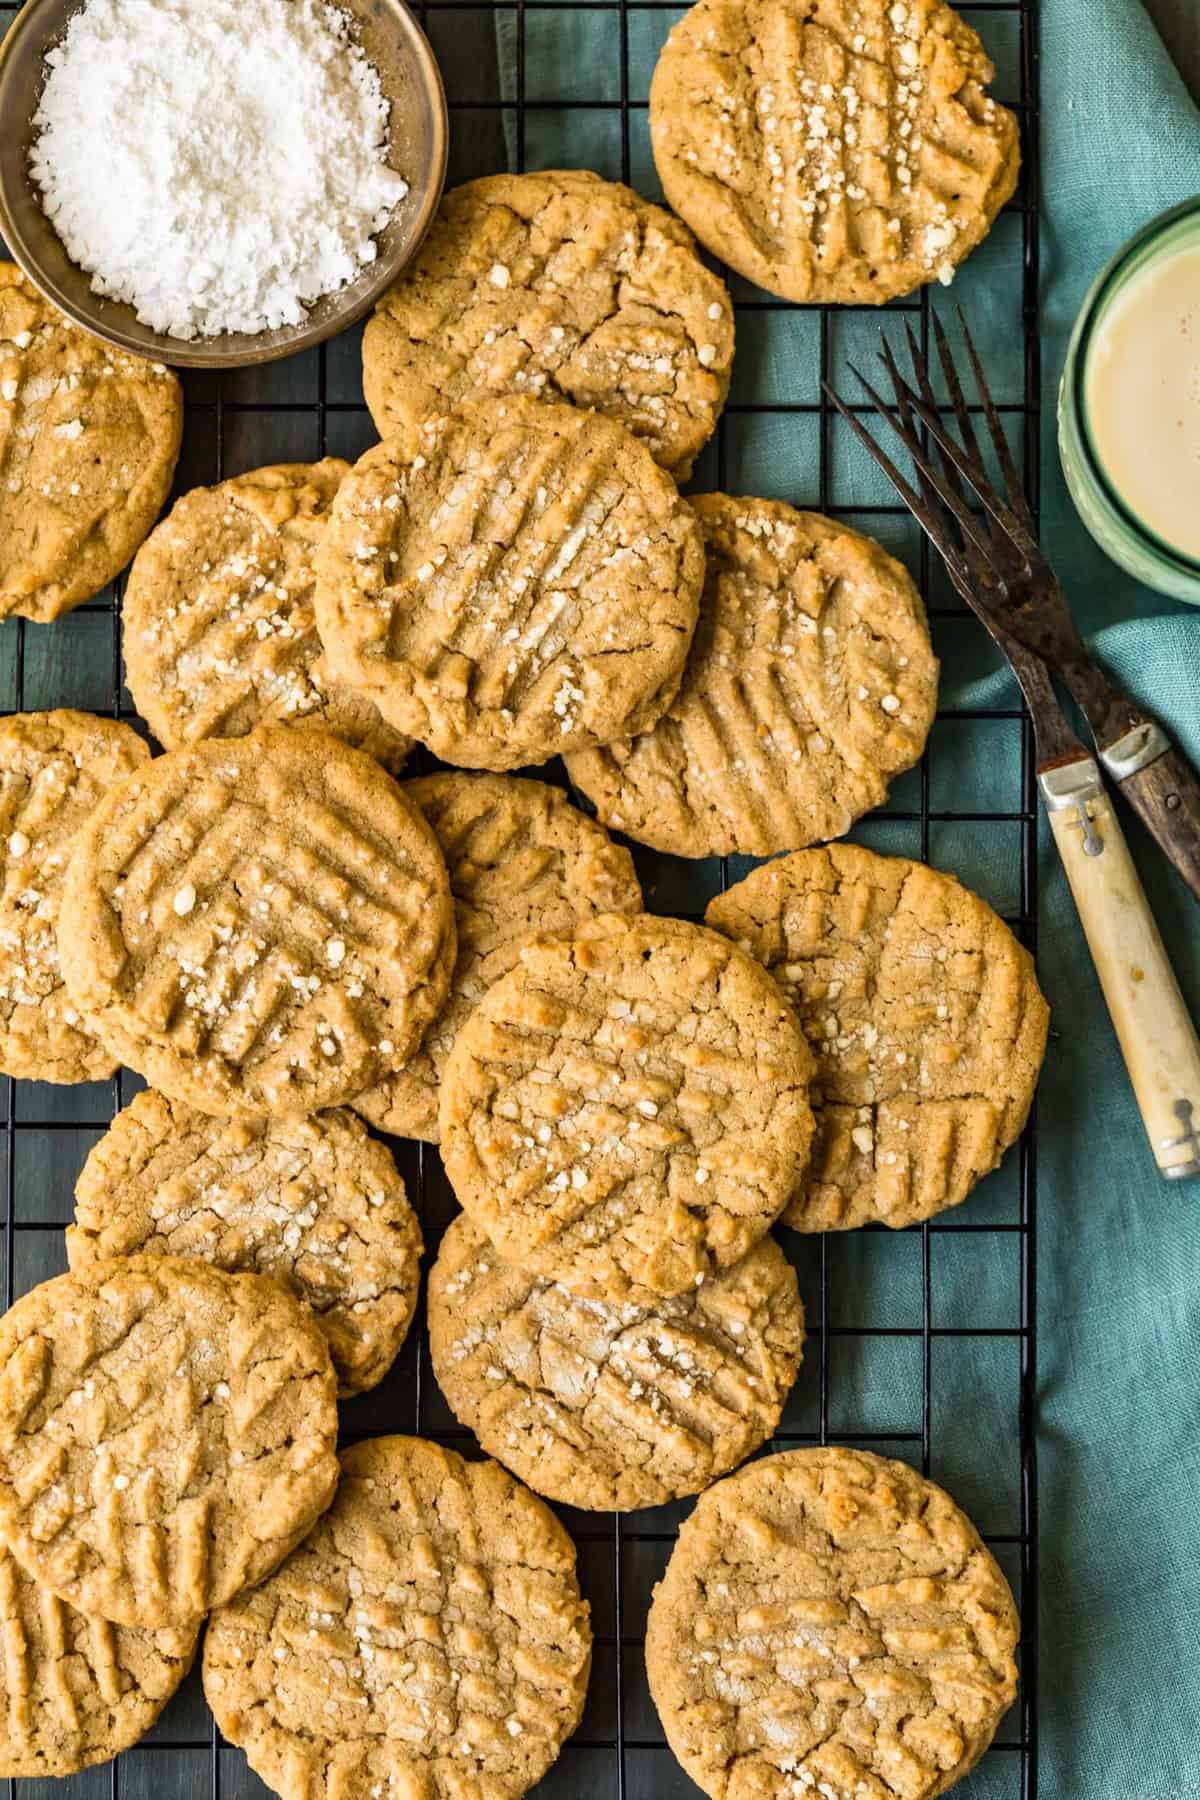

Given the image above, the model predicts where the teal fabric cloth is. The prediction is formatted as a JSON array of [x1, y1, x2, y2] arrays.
[[501, 4, 1200, 1794], [1029, 10, 1200, 1785], [956, 10, 1200, 1789]]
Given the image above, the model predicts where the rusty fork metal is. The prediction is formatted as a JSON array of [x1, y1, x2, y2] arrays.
[[823, 314, 1200, 1181], [825, 310, 1200, 903]]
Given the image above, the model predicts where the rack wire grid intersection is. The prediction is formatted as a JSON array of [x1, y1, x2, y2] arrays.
[[0, 0, 1040, 1793]]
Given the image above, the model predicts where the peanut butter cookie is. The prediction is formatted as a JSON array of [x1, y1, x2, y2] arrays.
[[706, 844, 1048, 1230], [56, 726, 456, 1119], [430, 1213, 804, 1511], [0, 1257, 339, 1628], [362, 170, 734, 481], [123, 460, 410, 768], [649, 0, 1020, 305], [355, 771, 642, 1141], [645, 1446, 1019, 1800], [0, 263, 181, 621], [439, 912, 815, 1300], [0, 710, 150, 1084], [313, 396, 704, 770], [67, 1092, 423, 1396], [0, 1546, 197, 1776], [203, 1434, 592, 1800], [568, 494, 937, 857]]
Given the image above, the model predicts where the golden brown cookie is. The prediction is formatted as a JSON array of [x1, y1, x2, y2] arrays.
[[0, 1256, 339, 1628], [203, 1434, 592, 1800], [430, 1213, 804, 1511], [0, 263, 182, 621], [123, 460, 410, 768], [355, 771, 643, 1141], [567, 494, 938, 857], [0, 710, 150, 1083], [67, 1091, 423, 1396], [56, 726, 456, 1119], [706, 843, 1049, 1230], [649, 0, 1020, 305], [313, 396, 704, 770], [645, 1446, 1020, 1800], [0, 1546, 197, 1777], [439, 912, 815, 1300], [362, 170, 735, 481]]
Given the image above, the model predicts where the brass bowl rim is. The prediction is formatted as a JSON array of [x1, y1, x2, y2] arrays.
[[0, 0, 448, 368]]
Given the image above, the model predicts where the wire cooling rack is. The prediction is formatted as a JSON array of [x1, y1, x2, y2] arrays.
[[0, 0, 1040, 1793]]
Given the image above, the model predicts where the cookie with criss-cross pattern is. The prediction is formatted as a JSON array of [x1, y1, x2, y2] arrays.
[[706, 843, 1048, 1230], [567, 494, 937, 857], [68, 1092, 423, 1396], [123, 460, 410, 768], [646, 1446, 1019, 1800], [0, 1547, 197, 1777], [0, 1257, 339, 1628], [313, 396, 704, 770], [354, 771, 642, 1141], [0, 263, 180, 622], [362, 170, 734, 480], [0, 710, 150, 1084], [439, 911, 815, 1300], [430, 1213, 804, 1511], [649, 0, 1020, 305], [56, 726, 455, 1119], [202, 1435, 592, 1800]]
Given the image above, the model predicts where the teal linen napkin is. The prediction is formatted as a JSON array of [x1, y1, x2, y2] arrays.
[[971, 12, 1200, 1785], [500, 3, 1200, 1793]]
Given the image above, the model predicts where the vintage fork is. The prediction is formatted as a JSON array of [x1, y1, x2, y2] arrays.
[[823, 316, 1200, 1180]]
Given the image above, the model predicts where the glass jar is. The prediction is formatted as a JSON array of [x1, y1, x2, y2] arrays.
[[1058, 195, 1200, 606]]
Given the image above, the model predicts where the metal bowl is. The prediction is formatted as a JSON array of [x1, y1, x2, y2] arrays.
[[0, 0, 448, 368]]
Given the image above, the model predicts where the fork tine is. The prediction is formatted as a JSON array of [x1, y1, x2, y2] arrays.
[[889, 323, 997, 591], [880, 333, 946, 513], [820, 381, 974, 590], [957, 307, 1035, 530], [897, 320, 979, 510], [882, 332, 980, 571], [926, 313, 987, 476], [900, 323, 943, 430], [842, 361, 1001, 569], [881, 330, 918, 433], [881, 361, 1041, 560]]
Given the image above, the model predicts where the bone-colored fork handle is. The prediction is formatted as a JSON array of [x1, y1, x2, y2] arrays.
[[1042, 758, 1200, 1180]]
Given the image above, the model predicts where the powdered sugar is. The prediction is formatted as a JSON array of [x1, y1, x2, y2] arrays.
[[30, 0, 410, 339]]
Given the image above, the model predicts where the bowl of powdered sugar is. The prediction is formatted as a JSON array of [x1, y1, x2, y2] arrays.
[[0, 0, 447, 365]]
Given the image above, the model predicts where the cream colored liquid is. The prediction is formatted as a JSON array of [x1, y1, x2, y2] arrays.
[[1084, 241, 1200, 560]]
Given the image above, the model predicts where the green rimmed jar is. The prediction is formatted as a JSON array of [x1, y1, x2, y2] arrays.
[[1058, 195, 1200, 606]]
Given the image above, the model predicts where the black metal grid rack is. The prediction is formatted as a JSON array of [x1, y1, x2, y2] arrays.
[[0, 0, 1040, 1793]]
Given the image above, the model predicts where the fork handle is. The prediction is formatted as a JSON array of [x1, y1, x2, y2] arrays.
[[1100, 737, 1200, 905], [1041, 758, 1200, 1180]]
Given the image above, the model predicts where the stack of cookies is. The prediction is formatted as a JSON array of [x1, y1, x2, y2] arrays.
[[0, 1254, 340, 1773], [0, 0, 1040, 1793], [430, 907, 816, 1511], [0, 1267, 592, 1795], [0, 719, 602, 1792]]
